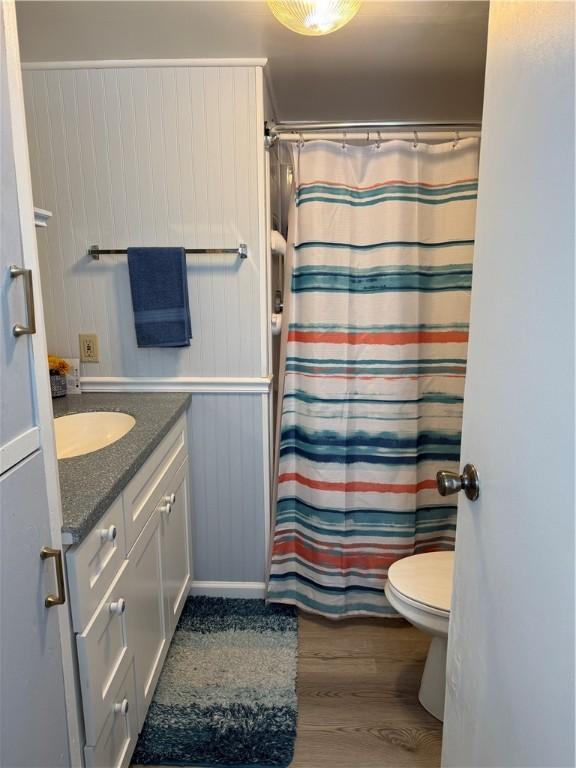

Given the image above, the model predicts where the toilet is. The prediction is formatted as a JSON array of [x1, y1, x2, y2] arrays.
[[385, 551, 454, 721]]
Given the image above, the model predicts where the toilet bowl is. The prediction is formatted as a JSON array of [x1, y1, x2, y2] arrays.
[[384, 551, 454, 721]]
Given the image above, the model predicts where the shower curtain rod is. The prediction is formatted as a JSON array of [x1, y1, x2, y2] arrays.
[[269, 120, 481, 132], [265, 120, 482, 144]]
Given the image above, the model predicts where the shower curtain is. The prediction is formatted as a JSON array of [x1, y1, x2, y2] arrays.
[[268, 138, 479, 618]]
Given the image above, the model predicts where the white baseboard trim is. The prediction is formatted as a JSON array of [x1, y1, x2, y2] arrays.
[[80, 376, 272, 394], [189, 581, 267, 599]]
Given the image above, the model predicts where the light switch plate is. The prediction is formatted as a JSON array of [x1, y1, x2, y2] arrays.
[[79, 333, 99, 362]]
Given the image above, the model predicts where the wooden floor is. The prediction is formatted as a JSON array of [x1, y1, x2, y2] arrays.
[[134, 611, 442, 768], [290, 613, 443, 768]]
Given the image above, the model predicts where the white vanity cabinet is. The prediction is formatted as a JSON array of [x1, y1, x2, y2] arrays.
[[65, 415, 191, 767]]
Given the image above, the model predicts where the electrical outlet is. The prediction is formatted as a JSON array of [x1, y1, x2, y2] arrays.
[[79, 333, 99, 363]]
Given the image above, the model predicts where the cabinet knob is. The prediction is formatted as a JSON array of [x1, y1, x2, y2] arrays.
[[114, 699, 129, 716], [109, 598, 126, 615], [159, 500, 172, 515], [100, 525, 117, 542]]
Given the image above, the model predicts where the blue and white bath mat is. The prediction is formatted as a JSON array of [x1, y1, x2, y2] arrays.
[[132, 597, 298, 767]]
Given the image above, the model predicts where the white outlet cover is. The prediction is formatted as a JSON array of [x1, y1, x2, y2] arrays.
[[79, 333, 99, 362], [63, 358, 81, 395]]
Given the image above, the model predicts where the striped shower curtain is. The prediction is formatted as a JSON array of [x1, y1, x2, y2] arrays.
[[268, 138, 479, 618]]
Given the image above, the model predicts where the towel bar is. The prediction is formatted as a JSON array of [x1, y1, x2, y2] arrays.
[[88, 243, 248, 261]]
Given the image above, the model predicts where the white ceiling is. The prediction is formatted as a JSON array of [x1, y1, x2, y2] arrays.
[[16, 1, 489, 121]]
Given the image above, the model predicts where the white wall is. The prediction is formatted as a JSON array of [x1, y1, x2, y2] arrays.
[[23, 61, 271, 593]]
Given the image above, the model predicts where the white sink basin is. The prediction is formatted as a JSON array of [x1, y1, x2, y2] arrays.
[[54, 411, 136, 459]]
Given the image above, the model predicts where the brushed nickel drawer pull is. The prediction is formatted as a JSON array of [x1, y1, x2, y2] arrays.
[[40, 547, 66, 607], [10, 266, 36, 337]]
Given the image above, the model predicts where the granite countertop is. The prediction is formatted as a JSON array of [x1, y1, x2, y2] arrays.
[[54, 392, 191, 545]]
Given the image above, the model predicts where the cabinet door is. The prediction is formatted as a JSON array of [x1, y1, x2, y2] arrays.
[[1, 0, 38, 473], [161, 459, 191, 635], [0, 6, 71, 766], [122, 418, 187, 553], [127, 506, 167, 729], [0, 451, 69, 767]]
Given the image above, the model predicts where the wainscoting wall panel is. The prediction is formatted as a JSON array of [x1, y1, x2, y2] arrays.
[[23, 63, 266, 377], [187, 394, 268, 583]]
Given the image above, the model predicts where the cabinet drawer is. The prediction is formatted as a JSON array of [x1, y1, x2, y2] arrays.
[[123, 416, 187, 553], [84, 660, 138, 768], [67, 496, 126, 632], [77, 559, 132, 745]]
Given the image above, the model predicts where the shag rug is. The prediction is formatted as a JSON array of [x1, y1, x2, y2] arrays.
[[132, 596, 298, 767]]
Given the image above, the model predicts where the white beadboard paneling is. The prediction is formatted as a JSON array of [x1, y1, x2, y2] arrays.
[[187, 394, 267, 583], [22, 65, 265, 378]]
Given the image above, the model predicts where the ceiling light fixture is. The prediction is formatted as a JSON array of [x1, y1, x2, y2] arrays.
[[267, 0, 362, 36]]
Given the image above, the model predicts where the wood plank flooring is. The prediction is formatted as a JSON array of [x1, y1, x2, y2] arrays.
[[133, 611, 443, 768], [290, 612, 443, 768]]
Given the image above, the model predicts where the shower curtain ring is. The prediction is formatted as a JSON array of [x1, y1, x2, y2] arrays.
[[413, 131, 419, 149], [298, 132, 305, 148], [376, 131, 382, 149], [452, 130, 461, 148], [342, 132, 347, 149]]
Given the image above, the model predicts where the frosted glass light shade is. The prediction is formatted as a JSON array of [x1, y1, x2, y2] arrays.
[[267, 0, 361, 36]]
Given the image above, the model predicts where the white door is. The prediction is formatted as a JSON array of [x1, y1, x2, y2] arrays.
[[442, 3, 574, 767], [0, 2, 71, 765]]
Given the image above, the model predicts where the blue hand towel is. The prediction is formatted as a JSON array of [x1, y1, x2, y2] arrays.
[[127, 247, 192, 347]]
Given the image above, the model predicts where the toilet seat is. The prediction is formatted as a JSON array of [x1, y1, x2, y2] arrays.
[[387, 551, 454, 614]]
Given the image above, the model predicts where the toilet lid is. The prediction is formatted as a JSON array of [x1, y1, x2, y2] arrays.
[[387, 551, 454, 613]]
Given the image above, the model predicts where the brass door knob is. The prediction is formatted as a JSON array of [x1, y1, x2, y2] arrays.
[[436, 463, 480, 501]]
